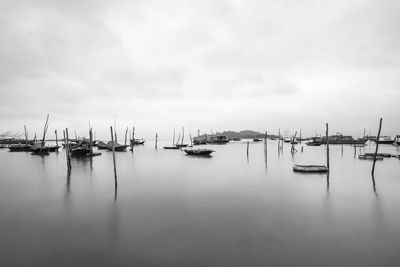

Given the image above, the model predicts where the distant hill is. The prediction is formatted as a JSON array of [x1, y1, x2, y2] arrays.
[[218, 130, 276, 139]]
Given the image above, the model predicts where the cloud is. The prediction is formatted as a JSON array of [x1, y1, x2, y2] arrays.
[[0, 0, 399, 137]]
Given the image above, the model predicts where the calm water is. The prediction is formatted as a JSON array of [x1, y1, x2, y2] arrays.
[[0, 140, 399, 267]]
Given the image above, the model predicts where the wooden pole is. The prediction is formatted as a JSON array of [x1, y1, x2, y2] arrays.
[[74, 130, 77, 140], [55, 129, 58, 148], [172, 128, 175, 146], [372, 118, 383, 176], [41, 114, 49, 147], [247, 141, 249, 158], [63, 130, 70, 171], [326, 123, 330, 170], [65, 128, 71, 170], [24, 125, 28, 144], [278, 128, 281, 153], [124, 127, 128, 146], [265, 131, 268, 161], [110, 126, 117, 188], [155, 133, 158, 149], [181, 127, 185, 145], [89, 128, 93, 156]]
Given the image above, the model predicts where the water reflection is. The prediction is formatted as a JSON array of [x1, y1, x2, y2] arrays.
[[326, 172, 330, 193]]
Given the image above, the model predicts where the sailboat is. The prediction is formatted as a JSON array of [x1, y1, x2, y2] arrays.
[[164, 128, 179, 149]]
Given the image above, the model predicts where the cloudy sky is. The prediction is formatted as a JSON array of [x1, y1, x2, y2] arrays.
[[0, 0, 399, 139]]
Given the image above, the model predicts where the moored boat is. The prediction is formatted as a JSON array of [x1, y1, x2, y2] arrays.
[[107, 141, 128, 151], [183, 148, 214, 156], [97, 141, 108, 150], [293, 165, 329, 173], [358, 154, 384, 160]]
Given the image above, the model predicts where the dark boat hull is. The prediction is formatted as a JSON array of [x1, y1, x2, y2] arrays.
[[184, 149, 214, 156], [163, 146, 180, 150]]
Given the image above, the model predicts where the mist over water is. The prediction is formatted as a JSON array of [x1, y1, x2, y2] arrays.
[[0, 141, 399, 267]]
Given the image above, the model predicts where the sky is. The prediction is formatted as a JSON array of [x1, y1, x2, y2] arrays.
[[0, 0, 399, 140]]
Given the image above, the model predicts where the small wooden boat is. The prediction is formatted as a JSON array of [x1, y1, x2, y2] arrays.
[[176, 144, 188, 148], [184, 148, 214, 156], [9, 144, 31, 152], [130, 139, 145, 145], [97, 141, 108, 150], [293, 165, 329, 173], [48, 145, 60, 152], [70, 145, 91, 156], [253, 138, 262, 142], [358, 154, 384, 160], [364, 152, 392, 158], [107, 141, 128, 151], [30, 144, 51, 155], [290, 140, 298, 145], [306, 141, 321, 146], [163, 146, 180, 150]]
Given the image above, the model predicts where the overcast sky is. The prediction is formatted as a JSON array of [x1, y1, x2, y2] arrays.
[[0, 0, 399, 139]]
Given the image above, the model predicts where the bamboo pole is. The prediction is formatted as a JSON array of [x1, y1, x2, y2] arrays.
[[89, 128, 93, 156], [65, 128, 71, 170], [155, 133, 158, 149], [41, 114, 49, 147], [124, 127, 128, 146], [74, 130, 77, 140], [55, 129, 58, 148], [110, 126, 117, 188], [247, 141, 249, 158], [326, 123, 330, 170], [278, 128, 281, 153], [372, 118, 383, 176], [63, 130, 70, 171], [181, 127, 185, 145], [172, 128, 175, 146], [265, 131, 268, 161]]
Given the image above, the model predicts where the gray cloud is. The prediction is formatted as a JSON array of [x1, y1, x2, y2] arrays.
[[0, 0, 399, 138]]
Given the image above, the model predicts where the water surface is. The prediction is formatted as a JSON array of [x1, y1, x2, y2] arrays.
[[0, 141, 399, 266]]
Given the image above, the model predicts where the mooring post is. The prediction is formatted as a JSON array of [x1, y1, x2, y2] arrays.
[[155, 133, 158, 149], [110, 126, 117, 188], [326, 123, 330, 170], [278, 128, 281, 154], [65, 128, 71, 170], [63, 130, 70, 171], [372, 118, 383, 176], [89, 128, 93, 156], [55, 129, 58, 149], [124, 127, 128, 146], [265, 131, 268, 161], [247, 141, 249, 158]]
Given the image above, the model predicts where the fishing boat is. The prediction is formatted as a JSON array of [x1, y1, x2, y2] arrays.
[[358, 154, 384, 160], [163, 146, 180, 150], [293, 165, 329, 173], [9, 144, 31, 152], [70, 142, 91, 156], [130, 139, 145, 145], [253, 138, 262, 142], [176, 144, 188, 148], [164, 128, 180, 150], [363, 152, 392, 158], [305, 141, 321, 146], [107, 141, 128, 151], [97, 141, 108, 150], [374, 136, 393, 144], [30, 144, 51, 155], [183, 148, 214, 156]]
